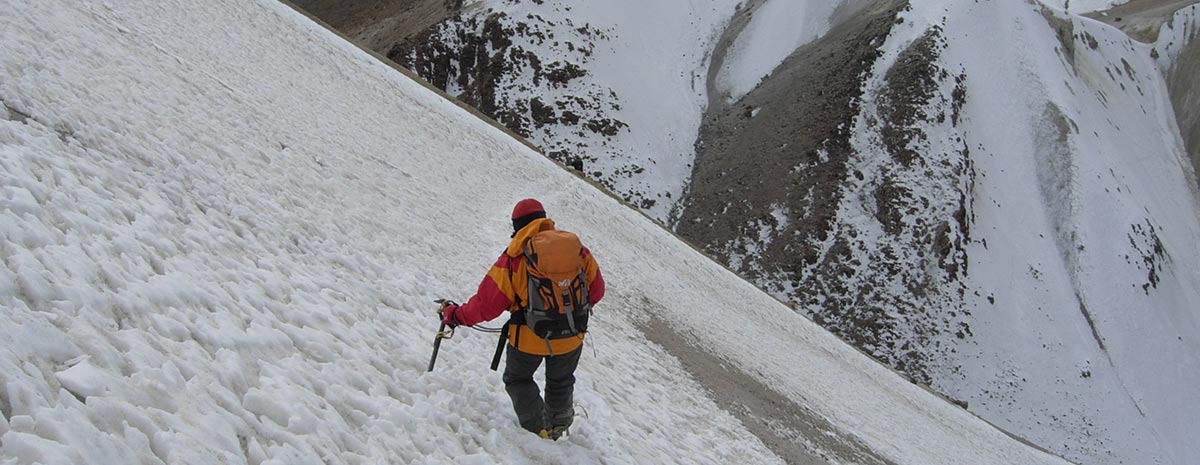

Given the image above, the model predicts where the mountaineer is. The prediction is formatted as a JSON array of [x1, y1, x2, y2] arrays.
[[440, 198, 605, 439]]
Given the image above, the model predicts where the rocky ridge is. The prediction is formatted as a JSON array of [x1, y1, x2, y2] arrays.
[[387, 11, 628, 174]]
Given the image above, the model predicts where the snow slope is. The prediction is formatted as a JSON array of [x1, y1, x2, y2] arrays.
[[1155, 3, 1200, 53], [715, 0, 840, 102], [0, 0, 1074, 464], [1154, 3, 1200, 181]]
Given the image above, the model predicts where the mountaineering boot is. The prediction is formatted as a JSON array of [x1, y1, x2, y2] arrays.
[[538, 425, 569, 440], [538, 407, 572, 440], [544, 406, 574, 430]]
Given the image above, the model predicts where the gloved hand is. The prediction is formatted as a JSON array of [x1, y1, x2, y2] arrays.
[[440, 302, 461, 328]]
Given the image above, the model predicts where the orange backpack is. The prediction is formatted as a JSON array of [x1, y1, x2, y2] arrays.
[[520, 230, 591, 341]]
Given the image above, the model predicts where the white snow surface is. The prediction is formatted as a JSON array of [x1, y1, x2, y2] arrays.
[[0, 0, 1076, 464], [1154, 3, 1200, 73], [715, 0, 839, 102]]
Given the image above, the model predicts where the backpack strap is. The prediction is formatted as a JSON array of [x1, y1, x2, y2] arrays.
[[502, 252, 525, 358], [506, 251, 524, 312], [564, 289, 578, 335], [578, 267, 591, 317]]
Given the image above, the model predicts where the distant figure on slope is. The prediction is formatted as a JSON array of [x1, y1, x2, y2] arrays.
[[440, 198, 605, 440]]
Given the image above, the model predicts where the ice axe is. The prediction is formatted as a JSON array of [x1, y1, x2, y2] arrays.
[[428, 299, 456, 372]]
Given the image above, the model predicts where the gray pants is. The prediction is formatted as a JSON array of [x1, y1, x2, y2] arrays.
[[502, 344, 582, 433]]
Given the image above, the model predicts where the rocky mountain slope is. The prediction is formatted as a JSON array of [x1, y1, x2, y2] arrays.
[[676, 0, 969, 383], [290, 0, 460, 52], [678, 2, 1200, 464], [296, 1, 1200, 464]]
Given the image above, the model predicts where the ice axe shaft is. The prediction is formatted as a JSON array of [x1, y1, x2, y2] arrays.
[[428, 299, 455, 372], [428, 321, 447, 372]]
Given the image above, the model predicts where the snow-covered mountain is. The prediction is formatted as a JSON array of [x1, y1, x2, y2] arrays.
[[0, 0, 1079, 463], [684, 1, 1200, 464], [306, 0, 1200, 464]]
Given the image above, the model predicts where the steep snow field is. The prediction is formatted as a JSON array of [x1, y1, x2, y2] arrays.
[[1154, 3, 1200, 178], [0, 0, 1075, 464], [715, 0, 839, 102]]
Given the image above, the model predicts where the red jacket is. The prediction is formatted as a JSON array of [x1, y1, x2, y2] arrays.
[[454, 218, 604, 355]]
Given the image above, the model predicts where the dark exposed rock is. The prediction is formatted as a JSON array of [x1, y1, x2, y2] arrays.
[[559, 109, 580, 126], [1082, 31, 1100, 50], [529, 97, 555, 129], [543, 61, 587, 86], [292, 0, 465, 55], [1128, 219, 1169, 294], [951, 73, 967, 127], [378, 9, 637, 200], [880, 27, 943, 166], [387, 13, 539, 137], [875, 175, 912, 236], [584, 117, 627, 137]]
